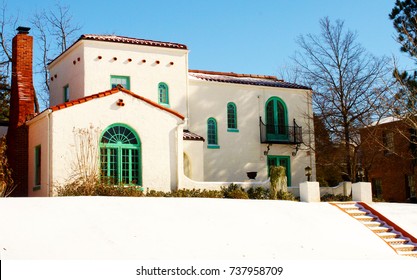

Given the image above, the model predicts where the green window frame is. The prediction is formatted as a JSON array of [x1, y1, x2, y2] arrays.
[[34, 145, 41, 189], [63, 84, 69, 102], [158, 82, 169, 107], [111, 75, 130, 90], [267, 155, 291, 186], [100, 124, 142, 185], [207, 118, 220, 149], [227, 102, 239, 132], [265, 97, 288, 141]]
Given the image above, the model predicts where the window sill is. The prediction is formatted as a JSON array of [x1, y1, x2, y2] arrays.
[[33, 185, 41, 191], [207, 144, 220, 149], [227, 128, 239, 133], [159, 103, 170, 108]]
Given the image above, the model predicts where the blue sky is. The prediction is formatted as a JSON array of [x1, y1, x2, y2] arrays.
[[6, 0, 415, 77]]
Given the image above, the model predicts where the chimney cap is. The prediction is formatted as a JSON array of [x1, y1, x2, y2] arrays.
[[16, 26, 30, 34]]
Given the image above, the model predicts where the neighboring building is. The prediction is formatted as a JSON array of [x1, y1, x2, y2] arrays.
[[7, 27, 315, 196], [360, 117, 417, 203]]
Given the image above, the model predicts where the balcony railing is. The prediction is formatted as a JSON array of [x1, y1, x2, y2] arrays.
[[259, 117, 303, 144]]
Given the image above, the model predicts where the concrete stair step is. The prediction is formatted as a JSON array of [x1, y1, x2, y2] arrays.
[[336, 204, 359, 210], [370, 226, 392, 233], [378, 232, 400, 239], [398, 251, 417, 258], [392, 244, 417, 252], [362, 221, 383, 227], [385, 238, 409, 245], [355, 215, 377, 222], [346, 210, 368, 216]]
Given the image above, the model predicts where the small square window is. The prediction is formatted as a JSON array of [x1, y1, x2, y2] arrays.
[[111, 75, 130, 90]]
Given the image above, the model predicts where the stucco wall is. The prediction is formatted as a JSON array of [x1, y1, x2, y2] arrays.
[[183, 140, 204, 181], [188, 78, 315, 187], [41, 90, 183, 194], [48, 42, 85, 106], [49, 40, 189, 117], [28, 112, 50, 197]]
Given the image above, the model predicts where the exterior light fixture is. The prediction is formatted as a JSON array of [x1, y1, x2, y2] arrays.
[[305, 166, 312, 181]]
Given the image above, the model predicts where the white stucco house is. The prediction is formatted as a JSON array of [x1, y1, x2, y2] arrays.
[[7, 27, 315, 196]]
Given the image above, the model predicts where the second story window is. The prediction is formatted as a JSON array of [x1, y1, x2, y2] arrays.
[[158, 82, 169, 106], [265, 97, 288, 141], [227, 102, 238, 132], [111, 75, 130, 90], [63, 85, 69, 102], [207, 118, 220, 149]]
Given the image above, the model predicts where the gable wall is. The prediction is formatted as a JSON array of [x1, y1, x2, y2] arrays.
[[37, 91, 183, 194]]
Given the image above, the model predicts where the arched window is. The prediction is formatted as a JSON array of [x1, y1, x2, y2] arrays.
[[207, 118, 220, 149], [158, 82, 169, 106], [100, 124, 142, 185], [227, 102, 238, 132], [265, 97, 288, 141]]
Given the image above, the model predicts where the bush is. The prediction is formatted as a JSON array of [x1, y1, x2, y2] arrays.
[[221, 183, 249, 199], [170, 188, 223, 198], [320, 193, 351, 202], [56, 179, 144, 197], [247, 186, 270, 199], [276, 190, 298, 201], [0, 136, 15, 197]]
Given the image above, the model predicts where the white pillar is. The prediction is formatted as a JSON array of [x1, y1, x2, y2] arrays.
[[352, 182, 372, 203], [300, 181, 320, 202]]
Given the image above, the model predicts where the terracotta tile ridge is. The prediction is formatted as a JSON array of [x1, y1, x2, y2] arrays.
[[80, 34, 188, 49], [49, 86, 184, 120], [50, 88, 119, 112], [189, 69, 280, 81]]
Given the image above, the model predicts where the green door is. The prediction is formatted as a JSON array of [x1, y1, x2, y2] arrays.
[[100, 124, 142, 185], [267, 155, 291, 186], [265, 97, 288, 141]]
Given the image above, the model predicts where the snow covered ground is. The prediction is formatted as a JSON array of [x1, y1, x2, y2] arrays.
[[1, 197, 416, 260]]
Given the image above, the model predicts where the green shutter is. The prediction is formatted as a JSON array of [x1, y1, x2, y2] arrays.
[[34, 145, 41, 187]]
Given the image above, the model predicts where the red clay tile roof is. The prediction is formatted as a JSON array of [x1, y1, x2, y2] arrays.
[[189, 69, 311, 90], [183, 130, 205, 141], [49, 85, 185, 120], [80, 34, 187, 50]]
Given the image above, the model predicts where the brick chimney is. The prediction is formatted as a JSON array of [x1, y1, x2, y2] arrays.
[[6, 26, 35, 197]]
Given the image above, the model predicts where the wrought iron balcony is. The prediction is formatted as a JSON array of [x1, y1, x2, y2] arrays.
[[259, 117, 303, 144]]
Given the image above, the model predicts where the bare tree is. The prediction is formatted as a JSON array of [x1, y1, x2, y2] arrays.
[[42, 3, 81, 54], [292, 17, 391, 181], [0, 1, 81, 111], [0, 1, 15, 79], [30, 3, 81, 109]]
